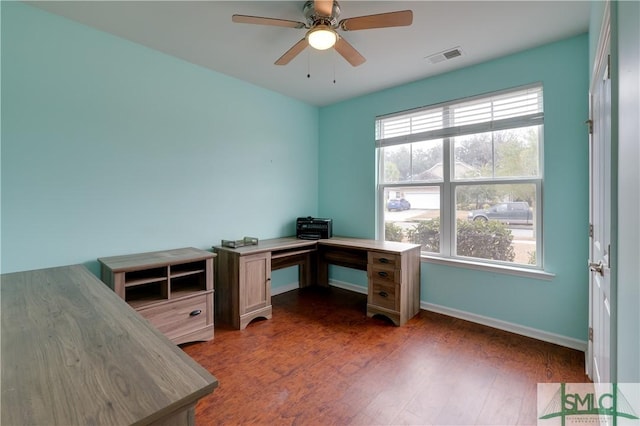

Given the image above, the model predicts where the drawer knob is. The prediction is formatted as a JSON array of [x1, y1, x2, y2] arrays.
[[378, 291, 389, 298], [378, 271, 389, 278], [379, 258, 390, 264], [189, 309, 202, 317]]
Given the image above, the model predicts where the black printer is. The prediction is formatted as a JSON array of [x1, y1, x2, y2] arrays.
[[296, 217, 332, 240]]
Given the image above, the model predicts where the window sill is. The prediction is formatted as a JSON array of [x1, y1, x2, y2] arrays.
[[421, 255, 555, 281]]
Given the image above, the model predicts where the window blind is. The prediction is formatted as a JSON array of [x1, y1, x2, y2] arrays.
[[376, 84, 543, 148]]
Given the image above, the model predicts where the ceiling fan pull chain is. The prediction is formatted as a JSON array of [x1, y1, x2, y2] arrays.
[[307, 50, 311, 78], [332, 51, 336, 84]]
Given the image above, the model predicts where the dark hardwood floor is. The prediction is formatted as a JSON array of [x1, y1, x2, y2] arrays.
[[182, 286, 588, 425]]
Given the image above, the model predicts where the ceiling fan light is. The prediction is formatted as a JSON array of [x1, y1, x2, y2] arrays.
[[307, 26, 337, 50]]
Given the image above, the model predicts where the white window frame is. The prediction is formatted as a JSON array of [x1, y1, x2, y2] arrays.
[[376, 83, 549, 275]]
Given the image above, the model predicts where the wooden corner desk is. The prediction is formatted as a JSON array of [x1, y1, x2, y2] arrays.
[[213, 237, 421, 329]]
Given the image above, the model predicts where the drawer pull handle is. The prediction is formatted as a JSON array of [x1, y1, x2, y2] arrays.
[[379, 258, 389, 264], [189, 309, 202, 317], [378, 271, 389, 278], [378, 291, 389, 298]]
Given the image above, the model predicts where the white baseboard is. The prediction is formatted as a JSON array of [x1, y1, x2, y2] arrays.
[[422, 302, 588, 352], [328, 279, 368, 295], [271, 281, 587, 352], [271, 282, 300, 296]]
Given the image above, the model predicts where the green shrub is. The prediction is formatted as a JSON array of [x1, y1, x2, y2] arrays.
[[385, 222, 404, 242], [456, 220, 515, 261], [407, 218, 515, 261], [407, 219, 440, 253]]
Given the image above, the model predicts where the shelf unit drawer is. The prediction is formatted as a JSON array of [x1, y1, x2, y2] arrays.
[[139, 293, 210, 341]]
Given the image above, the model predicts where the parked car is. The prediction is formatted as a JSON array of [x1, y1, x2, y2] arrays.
[[468, 201, 533, 225], [387, 198, 411, 211]]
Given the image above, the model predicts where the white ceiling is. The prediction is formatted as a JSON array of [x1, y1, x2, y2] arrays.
[[31, 1, 591, 106]]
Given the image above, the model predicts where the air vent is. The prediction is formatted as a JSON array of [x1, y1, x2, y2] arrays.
[[425, 47, 463, 64], [443, 49, 462, 59]]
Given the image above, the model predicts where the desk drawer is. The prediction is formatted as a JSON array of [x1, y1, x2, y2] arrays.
[[368, 264, 400, 284], [370, 280, 399, 311], [368, 252, 400, 268], [139, 294, 209, 340]]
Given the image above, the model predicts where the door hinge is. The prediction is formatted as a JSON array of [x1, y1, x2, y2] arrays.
[[589, 223, 594, 237], [607, 54, 611, 79], [585, 119, 593, 134], [589, 327, 593, 342]]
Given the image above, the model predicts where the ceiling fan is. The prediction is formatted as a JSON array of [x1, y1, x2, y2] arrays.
[[232, 0, 413, 67]]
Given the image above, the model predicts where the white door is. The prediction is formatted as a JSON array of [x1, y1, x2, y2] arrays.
[[587, 10, 612, 385]]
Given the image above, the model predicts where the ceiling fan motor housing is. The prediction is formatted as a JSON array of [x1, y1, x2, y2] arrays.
[[303, 0, 340, 27]]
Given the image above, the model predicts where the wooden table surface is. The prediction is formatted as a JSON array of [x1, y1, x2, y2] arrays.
[[1, 264, 218, 426], [317, 236, 422, 253], [213, 236, 422, 255]]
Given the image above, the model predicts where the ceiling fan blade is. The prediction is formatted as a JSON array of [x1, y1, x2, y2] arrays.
[[334, 37, 366, 67], [275, 38, 309, 65], [232, 14, 306, 29], [339, 10, 413, 31], [314, 0, 334, 18]]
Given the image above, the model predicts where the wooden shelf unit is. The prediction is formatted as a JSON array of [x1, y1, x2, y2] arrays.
[[99, 247, 215, 344]]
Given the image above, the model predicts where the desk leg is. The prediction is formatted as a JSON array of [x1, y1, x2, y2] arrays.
[[317, 252, 329, 287], [298, 252, 317, 288]]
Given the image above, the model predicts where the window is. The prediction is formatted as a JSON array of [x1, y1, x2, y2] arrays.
[[376, 84, 543, 268]]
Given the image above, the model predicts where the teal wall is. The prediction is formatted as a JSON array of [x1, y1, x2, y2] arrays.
[[2, 3, 594, 343], [319, 35, 590, 341], [1, 3, 318, 283]]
